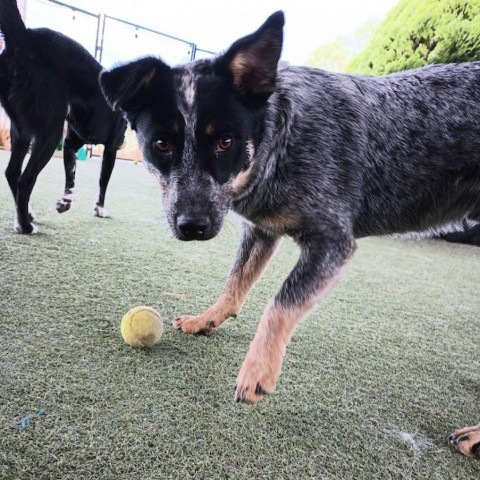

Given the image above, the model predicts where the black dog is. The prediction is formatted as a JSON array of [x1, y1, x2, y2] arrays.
[[0, 0, 126, 233], [100, 12, 480, 456]]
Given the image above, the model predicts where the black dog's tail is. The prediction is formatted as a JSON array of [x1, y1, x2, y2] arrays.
[[0, 0, 27, 45]]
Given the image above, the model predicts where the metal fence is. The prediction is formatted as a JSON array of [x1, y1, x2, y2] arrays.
[[26, 0, 101, 57], [100, 15, 193, 68], [25, 0, 215, 64]]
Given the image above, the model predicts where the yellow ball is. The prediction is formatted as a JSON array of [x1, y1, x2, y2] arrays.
[[120, 306, 163, 348]]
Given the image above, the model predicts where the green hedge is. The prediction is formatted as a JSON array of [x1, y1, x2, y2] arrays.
[[347, 0, 480, 74]]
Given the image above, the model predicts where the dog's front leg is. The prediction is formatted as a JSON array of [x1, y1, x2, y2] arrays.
[[93, 148, 116, 218], [57, 129, 83, 214], [235, 232, 355, 403], [173, 223, 280, 334]]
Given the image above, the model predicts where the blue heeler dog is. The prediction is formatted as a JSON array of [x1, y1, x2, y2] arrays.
[[100, 12, 480, 458]]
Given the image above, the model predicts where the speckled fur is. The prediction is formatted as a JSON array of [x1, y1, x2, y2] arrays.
[[100, 12, 480, 404]]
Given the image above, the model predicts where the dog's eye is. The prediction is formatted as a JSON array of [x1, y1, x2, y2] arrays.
[[217, 135, 234, 152], [153, 139, 171, 153]]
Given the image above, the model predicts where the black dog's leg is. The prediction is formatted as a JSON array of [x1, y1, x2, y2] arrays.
[[56, 128, 83, 214], [173, 223, 281, 334], [5, 125, 37, 231], [93, 147, 117, 218], [5, 124, 30, 208], [15, 129, 63, 233], [235, 228, 356, 402]]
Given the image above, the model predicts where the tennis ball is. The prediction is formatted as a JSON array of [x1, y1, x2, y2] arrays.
[[120, 306, 163, 348]]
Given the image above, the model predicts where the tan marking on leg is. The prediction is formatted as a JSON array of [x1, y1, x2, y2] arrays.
[[172, 282, 245, 335], [450, 423, 480, 458], [257, 211, 299, 231], [173, 236, 279, 334], [235, 263, 348, 402]]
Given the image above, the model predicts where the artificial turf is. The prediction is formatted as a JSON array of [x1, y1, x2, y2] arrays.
[[0, 150, 479, 479]]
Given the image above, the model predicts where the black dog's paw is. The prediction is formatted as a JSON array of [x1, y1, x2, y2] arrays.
[[56, 190, 75, 214], [14, 218, 38, 234]]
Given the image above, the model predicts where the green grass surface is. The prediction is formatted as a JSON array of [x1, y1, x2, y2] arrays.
[[0, 150, 479, 479]]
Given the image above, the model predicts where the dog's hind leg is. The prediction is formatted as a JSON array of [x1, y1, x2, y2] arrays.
[[5, 124, 30, 204], [173, 224, 280, 334], [15, 127, 63, 234], [234, 229, 356, 403], [93, 147, 116, 218], [56, 127, 83, 214], [5, 124, 32, 229]]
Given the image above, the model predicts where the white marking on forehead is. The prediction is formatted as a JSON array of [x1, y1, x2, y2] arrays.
[[181, 68, 196, 107], [176, 66, 198, 156]]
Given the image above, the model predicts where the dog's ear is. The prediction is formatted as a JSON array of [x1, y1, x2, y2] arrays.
[[100, 57, 170, 113], [215, 11, 284, 97]]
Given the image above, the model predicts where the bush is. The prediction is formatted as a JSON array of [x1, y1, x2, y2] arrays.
[[347, 0, 480, 74]]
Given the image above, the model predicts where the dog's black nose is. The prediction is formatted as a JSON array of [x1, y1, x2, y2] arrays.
[[176, 214, 211, 240]]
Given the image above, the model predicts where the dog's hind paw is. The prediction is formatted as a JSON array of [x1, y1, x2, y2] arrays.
[[93, 205, 110, 218], [56, 190, 75, 214], [449, 423, 480, 458]]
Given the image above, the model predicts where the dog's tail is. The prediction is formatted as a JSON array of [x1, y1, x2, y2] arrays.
[[0, 0, 27, 45]]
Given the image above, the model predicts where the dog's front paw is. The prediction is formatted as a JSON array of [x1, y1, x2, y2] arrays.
[[28, 206, 37, 222], [234, 345, 282, 403], [93, 205, 110, 218], [56, 190, 75, 213], [14, 217, 38, 234], [449, 423, 480, 458], [172, 315, 216, 335]]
